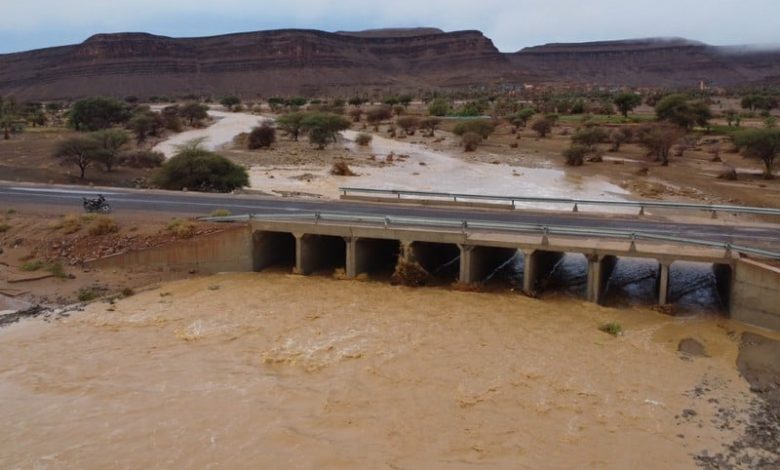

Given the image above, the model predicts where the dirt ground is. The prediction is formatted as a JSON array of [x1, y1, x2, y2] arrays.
[[0, 208, 228, 309]]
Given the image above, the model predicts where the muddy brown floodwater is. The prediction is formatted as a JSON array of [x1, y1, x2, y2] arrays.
[[0, 273, 776, 468]]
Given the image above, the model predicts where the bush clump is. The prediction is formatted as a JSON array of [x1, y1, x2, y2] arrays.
[[355, 133, 373, 146], [77, 287, 100, 302], [330, 161, 357, 176], [598, 322, 623, 337], [152, 141, 249, 192], [88, 216, 119, 236], [563, 145, 590, 166], [166, 218, 197, 238], [118, 150, 165, 168], [248, 123, 276, 149], [461, 132, 482, 152], [209, 208, 232, 217], [453, 120, 495, 139]]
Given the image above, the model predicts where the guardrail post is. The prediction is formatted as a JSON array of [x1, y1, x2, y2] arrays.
[[314, 212, 321, 224], [462, 220, 468, 235], [638, 206, 645, 216], [384, 217, 390, 229], [629, 233, 637, 252], [541, 227, 550, 247], [511, 199, 516, 209], [711, 210, 718, 219], [572, 203, 579, 213]]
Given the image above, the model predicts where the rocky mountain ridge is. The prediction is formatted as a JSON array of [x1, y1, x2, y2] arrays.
[[0, 29, 778, 100]]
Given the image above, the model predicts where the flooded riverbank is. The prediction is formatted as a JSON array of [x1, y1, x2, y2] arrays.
[[1, 272, 774, 468]]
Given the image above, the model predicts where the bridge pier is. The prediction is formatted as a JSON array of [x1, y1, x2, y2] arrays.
[[586, 254, 617, 304], [295, 233, 346, 275], [657, 262, 671, 305], [458, 245, 517, 284], [523, 250, 564, 297], [346, 237, 401, 278]]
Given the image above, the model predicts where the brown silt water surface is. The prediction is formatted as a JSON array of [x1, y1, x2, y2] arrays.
[[0, 273, 772, 468]]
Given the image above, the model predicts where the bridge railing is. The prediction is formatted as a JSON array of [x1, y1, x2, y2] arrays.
[[338, 187, 780, 218], [204, 212, 780, 260]]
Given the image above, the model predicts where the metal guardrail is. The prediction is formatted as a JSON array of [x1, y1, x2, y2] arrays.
[[202, 212, 780, 260], [339, 187, 780, 218]]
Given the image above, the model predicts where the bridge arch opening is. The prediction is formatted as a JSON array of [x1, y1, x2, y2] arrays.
[[668, 261, 730, 314], [408, 241, 460, 283], [253, 231, 296, 272], [602, 256, 666, 307], [352, 238, 402, 279], [298, 234, 347, 276]]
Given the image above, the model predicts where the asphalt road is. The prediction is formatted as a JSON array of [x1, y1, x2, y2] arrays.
[[1, 181, 779, 248]]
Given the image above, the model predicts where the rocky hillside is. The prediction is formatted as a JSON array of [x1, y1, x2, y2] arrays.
[[0, 29, 508, 100], [509, 38, 780, 87], [0, 29, 778, 100]]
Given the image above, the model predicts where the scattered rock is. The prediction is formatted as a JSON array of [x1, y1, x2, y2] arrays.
[[330, 161, 357, 176], [716, 166, 738, 181], [678, 338, 709, 358], [636, 167, 649, 176]]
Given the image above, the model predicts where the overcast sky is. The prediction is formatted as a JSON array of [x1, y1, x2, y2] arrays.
[[1, 0, 778, 54]]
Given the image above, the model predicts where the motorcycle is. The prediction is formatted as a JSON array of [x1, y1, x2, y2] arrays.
[[82, 194, 112, 214]]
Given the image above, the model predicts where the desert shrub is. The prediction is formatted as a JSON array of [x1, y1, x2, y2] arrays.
[[571, 127, 609, 150], [510, 108, 536, 128], [349, 108, 363, 122], [153, 142, 249, 192], [121, 287, 135, 297], [209, 208, 232, 217], [127, 110, 164, 143], [655, 94, 712, 130], [179, 102, 209, 127], [47, 262, 67, 279], [420, 117, 441, 136], [461, 132, 482, 152], [599, 322, 623, 337], [48, 213, 82, 234], [355, 133, 373, 146], [366, 107, 393, 130], [453, 120, 495, 138], [52, 136, 101, 179], [88, 216, 119, 236], [531, 118, 553, 137], [428, 98, 450, 117], [118, 150, 165, 168], [330, 161, 356, 176], [90, 128, 131, 172], [0, 222, 10, 232], [636, 123, 685, 166], [396, 116, 420, 135], [733, 128, 780, 179], [21, 260, 45, 271], [77, 287, 100, 302], [166, 218, 196, 238], [220, 96, 241, 111], [563, 145, 589, 166], [248, 123, 276, 149]]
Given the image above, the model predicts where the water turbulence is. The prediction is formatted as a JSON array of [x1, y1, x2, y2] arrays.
[[545, 253, 588, 297], [669, 261, 726, 313]]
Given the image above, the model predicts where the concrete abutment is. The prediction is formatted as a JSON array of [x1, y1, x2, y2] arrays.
[[586, 254, 617, 304]]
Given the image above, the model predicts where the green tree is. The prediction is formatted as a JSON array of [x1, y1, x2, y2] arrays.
[[153, 142, 248, 192], [396, 116, 420, 135], [220, 96, 241, 111], [348, 97, 368, 107], [300, 113, 351, 149], [531, 118, 553, 138], [68, 97, 130, 131], [571, 127, 609, 151], [420, 117, 442, 137], [53, 136, 101, 179], [179, 102, 209, 127], [613, 93, 642, 117], [366, 107, 393, 131], [563, 145, 589, 166], [724, 109, 740, 127], [453, 120, 495, 139], [128, 111, 164, 143], [399, 94, 414, 108], [276, 112, 306, 141], [655, 94, 711, 130], [510, 108, 535, 128], [636, 123, 684, 166], [741, 95, 778, 112], [0, 97, 22, 140], [428, 98, 450, 117], [733, 128, 780, 179], [90, 129, 130, 171]]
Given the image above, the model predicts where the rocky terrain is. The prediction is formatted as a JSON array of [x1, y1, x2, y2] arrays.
[[0, 28, 778, 100]]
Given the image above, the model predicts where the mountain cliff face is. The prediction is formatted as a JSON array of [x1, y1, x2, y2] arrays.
[[0, 30, 778, 100], [509, 38, 780, 87], [0, 29, 508, 100]]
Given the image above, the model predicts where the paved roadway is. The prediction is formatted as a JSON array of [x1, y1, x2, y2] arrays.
[[1, 181, 779, 248]]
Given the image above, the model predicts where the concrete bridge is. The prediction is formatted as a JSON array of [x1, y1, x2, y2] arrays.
[[95, 212, 779, 331]]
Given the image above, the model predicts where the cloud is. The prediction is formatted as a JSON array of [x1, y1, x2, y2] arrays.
[[1, 0, 779, 53]]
